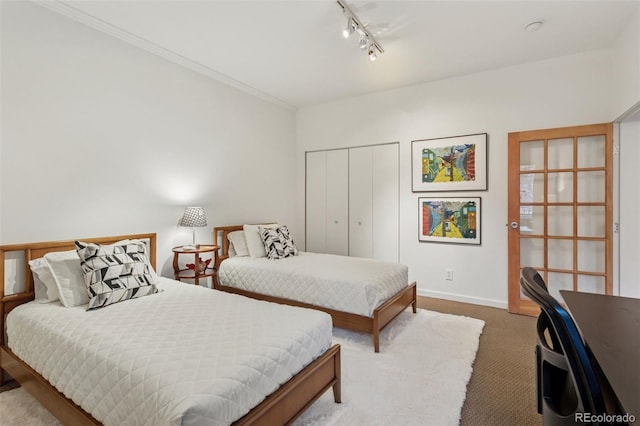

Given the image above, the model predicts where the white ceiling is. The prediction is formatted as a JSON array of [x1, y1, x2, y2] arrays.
[[46, 0, 639, 109]]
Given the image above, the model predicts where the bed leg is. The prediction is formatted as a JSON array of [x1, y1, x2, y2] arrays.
[[373, 312, 381, 352], [412, 285, 417, 313], [333, 346, 342, 403], [0, 368, 8, 386]]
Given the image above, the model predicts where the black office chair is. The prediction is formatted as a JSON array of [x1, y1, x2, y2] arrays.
[[522, 267, 562, 415], [520, 268, 608, 425]]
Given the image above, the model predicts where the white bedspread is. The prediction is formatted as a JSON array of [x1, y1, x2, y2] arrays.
[[7, 278, 332, 426], [218, 252, 408, 317]]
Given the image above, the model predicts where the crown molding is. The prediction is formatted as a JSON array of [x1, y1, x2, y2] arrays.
[[33, 0, 295, 111], [616, 100, 640, 123]]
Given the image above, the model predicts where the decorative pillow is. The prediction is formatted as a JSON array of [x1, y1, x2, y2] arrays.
[[29, 257, 60, 303], [243, 223, 279, 258], [124, 239, 159, 282], [44, 250, 89, 307], [259, 225, 298, 260], [42, 239, 134, 308], [227, 230, 249, 257], [75, 240, 160, 310]]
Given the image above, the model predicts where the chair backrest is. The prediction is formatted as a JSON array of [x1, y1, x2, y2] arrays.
[[520, 269, 607, 418], [522, 267, 563, 351], [521, 266, 549, 292]]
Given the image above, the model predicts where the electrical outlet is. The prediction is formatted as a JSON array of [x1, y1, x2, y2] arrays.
[[445, 269, 454, 281]]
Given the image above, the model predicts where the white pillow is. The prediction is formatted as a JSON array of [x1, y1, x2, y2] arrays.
[[44, 250, 88, 307], [243, 224, 278, 258], [28, 258, 59, 303], [227, 231, 249, 257]]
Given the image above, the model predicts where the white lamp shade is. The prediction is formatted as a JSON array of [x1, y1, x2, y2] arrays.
[[180, 207, 207, 227]]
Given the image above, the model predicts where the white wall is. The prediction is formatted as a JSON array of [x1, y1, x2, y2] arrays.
[[0, 2, 296, 278], [613, 7, 640, 298], [619, 120, 640, 298], [296, 50, 615, 308], [612, 5, 640, 119]]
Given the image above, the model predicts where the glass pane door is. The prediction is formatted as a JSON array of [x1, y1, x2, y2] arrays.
[[508, 124, 613, 315]]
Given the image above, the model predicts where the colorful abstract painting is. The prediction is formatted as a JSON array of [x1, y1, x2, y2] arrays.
[[420, 144, 475, 183], [412, 133, 487, 192], [418, 197, 481, 244]]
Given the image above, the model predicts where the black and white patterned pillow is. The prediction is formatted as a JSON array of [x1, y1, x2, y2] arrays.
[[259, 225, 298, 260], [75, 240, 160, 310]]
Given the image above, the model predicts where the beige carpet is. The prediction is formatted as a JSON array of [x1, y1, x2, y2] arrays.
[[420, 297, 542, 426]]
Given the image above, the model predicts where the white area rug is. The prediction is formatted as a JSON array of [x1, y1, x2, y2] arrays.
[[0, 385, 60, 426], [294, 309, 485, 426], [0, 309, 483, 426]]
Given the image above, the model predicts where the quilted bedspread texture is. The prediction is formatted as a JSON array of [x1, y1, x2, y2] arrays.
[[7, 278, 332, 425], [219, 252, 409, 317]]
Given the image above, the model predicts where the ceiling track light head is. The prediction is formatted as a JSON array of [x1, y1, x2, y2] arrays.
[[368, 43, 377, 61], [343, 16, 356, 38], [358, 32, 369, 49]]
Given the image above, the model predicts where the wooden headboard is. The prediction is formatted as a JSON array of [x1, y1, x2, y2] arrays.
[[212, 224, 275, 267], [0, 233, 156, 345], [212, 225, 244, 265]]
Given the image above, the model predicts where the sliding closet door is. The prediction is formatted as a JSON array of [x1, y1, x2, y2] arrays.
[[373, 144, 399, 262], [306, 151, 327, 253], [349, 146, 374, 258], [326, 150, 349, 255], [306, 149, 349, 255]]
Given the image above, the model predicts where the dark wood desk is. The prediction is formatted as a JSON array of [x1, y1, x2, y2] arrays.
[[560, 290, 640, 419]]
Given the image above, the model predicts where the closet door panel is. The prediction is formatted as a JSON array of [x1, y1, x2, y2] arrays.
[[373, 144, 399, 262], [305, 151, 327, 253], [326, 149, 349, 255], [349, 146, 373, 258]]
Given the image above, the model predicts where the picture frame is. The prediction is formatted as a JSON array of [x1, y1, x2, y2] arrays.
[[418, 197, 481, 245], [411, 133, 487, 192]]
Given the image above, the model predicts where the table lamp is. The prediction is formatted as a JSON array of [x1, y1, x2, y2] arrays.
[[180, 206, 207, 249]]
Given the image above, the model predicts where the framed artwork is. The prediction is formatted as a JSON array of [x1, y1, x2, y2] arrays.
[[411, 133, 487, 192], [418, 197, 481, 245]]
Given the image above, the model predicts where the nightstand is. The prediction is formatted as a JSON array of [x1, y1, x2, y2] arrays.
[[172, 244, 219, 286]]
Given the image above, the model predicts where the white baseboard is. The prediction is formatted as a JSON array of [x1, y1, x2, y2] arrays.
[[417, 289, 508, 310]]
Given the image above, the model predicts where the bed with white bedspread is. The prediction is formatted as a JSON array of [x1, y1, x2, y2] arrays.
[[8, 278, 332, 425], [219, 252, 408, 317], [214, 225, 417, 352], [0, 233, 341, 426]]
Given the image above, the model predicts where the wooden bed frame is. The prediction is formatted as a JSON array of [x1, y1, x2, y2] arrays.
[[213, 225, 417, 353], [0, 233, 341, 426]]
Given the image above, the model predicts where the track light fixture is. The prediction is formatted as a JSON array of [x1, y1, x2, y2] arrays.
[[337, 0, 384, 61]]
